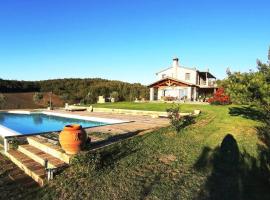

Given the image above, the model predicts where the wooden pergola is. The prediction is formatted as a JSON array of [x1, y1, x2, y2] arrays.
[[148, 77, 197, 101], [148, 77, 194, 88]]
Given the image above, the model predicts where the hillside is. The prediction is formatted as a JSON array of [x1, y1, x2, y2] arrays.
[[0, 78, 148, 104], [1, 92, 64, 109]]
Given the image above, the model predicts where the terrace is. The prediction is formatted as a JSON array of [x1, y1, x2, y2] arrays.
[[1, 102, 270, 199], [0, 108, 170, 186]]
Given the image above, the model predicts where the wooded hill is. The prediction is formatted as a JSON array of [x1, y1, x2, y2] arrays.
[[0, 78, 149, 104], [1, 92, 64, 109]]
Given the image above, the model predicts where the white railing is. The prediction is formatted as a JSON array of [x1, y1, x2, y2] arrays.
[[199, 80, 216, 87]]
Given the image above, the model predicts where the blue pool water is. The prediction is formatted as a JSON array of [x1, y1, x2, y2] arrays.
[[0, 113, 108, 135]]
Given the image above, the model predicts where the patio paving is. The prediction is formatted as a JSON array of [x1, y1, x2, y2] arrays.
[[0, 110, 170, 186], [52, 109, 170, 137]]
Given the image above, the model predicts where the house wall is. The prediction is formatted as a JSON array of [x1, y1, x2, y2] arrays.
[[156, 67, 198, 85], [157, 89, 163, 100], [177, 68, 197, 85], [187, 87, 192, 99], [199, 76, 206, 85], [156, 68, 174, 80], [157, 86, 193, 100]]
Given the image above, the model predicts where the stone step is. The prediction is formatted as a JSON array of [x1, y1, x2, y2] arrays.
[[27, 136, 71, 164], [6, 149, 46, 186], [18, 144, 67, 169]]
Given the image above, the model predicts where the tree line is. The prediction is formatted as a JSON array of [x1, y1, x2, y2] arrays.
[[0, 78, 149, 104], [0, 79, 39, 93]]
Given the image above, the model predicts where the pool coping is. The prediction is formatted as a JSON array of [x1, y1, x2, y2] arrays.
[[42, 111, 128, 124], [0, 110, 130, 139]]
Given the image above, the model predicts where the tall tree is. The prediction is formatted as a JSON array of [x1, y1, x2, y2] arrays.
[[220, 48, 270, 114], [33, 92, 43, 103]]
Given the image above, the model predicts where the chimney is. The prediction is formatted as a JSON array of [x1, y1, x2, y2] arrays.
[[172, 57, 179, 79], [172, 57, 179, 68]]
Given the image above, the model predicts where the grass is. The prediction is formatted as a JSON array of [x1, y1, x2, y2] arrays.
[[35, 103, 270, 200], [0, 153, 40, 199], [88, 132, 113, 140], [92, 101, 208, 112]]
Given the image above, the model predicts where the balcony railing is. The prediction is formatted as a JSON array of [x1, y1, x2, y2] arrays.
[[208, 80, 216, 87], [199, 80, 216, 87]]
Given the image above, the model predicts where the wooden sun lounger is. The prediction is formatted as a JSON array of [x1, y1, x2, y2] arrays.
[[65, 106, 87, 112]]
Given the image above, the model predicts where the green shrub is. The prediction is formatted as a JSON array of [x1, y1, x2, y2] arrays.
[[33, 92, 43, 103], [110, 91, 119, 102], [166, 105, 195, 132], [72, 152, 101, 171]]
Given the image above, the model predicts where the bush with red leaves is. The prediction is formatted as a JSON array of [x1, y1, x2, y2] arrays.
[[208, 88, 231, 105]]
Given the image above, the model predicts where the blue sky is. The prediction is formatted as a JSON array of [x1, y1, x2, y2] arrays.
[[0, 0, 269, 84]]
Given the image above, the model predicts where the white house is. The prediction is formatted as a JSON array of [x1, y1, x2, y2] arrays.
[[148, 57, 217, 101]]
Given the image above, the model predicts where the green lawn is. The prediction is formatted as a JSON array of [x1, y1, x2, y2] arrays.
[[0, 153, 40, 199], [92, 101, 209, 112], [35, 103, 270, 199]]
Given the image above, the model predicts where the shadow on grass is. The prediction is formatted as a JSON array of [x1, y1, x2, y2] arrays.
[[73, 131, 147, 171], [229, 105, 266, 121], [93, 141, 140, 170], [256, 117, 270, 184], [194, 134, 270, 200], [173, 115, 196, 133], [87, 130, 143, 151]]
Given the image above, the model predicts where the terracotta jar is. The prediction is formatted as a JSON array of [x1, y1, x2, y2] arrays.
[[59, 124, 87, 155]]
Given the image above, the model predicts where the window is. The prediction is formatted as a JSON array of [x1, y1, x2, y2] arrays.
[[185, 73, 190, 81], [179, 88, 188, 100]]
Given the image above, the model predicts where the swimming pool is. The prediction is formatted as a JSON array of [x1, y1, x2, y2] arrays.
[[0, 111, 126, 138]]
